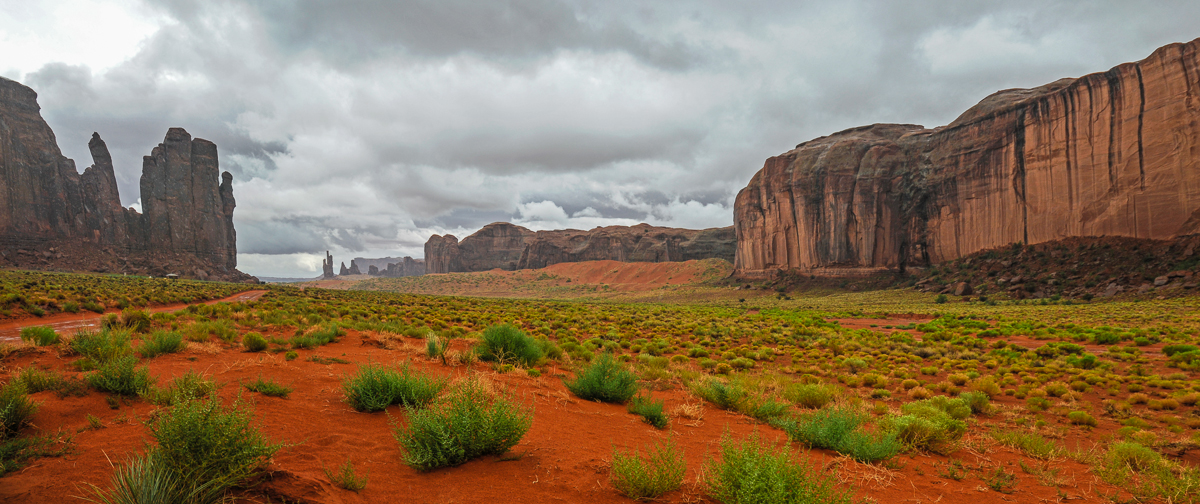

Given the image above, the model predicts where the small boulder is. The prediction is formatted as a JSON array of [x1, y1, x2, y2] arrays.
[[1154, 275, 1169, 286], [952, 282, 973, 296]]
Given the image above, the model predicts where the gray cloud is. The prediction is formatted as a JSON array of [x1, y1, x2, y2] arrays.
[[10, 0, 1200, 276]]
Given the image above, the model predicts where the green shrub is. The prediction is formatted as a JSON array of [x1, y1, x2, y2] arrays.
[[119, 309, 152, 333], [565, 352, 638, 403], [773, 407, 900, 463], [692, 378, 747, 411], [14, 367, 86, 398], [426, 334, 450, 361], [71, 329, 133, 364], [784, 383, 839, 409], [88, 355, 154, 396], [19, 326, 59, 346], [883, 398, 969, 454], [1067, 411, 1097, 427], [610, 438, 685, 500], [989, 430, 1061, 459], [1162, 344, 1199, 357], [394, 377, 533, 471], [137, 331, 185, 358], [82, 452, 225, 504], [342, 363, 446, 412], [325, 459, 368, 492], [185, 320, 237, 343], [241, 332, 268, 352], [958, 391, 992, 415], [244, 376, 292, 398], [0, 382, 37, 440], [148, 394, 280, 498], [627, 393, 668, 429], [476, 324, 543, 367], [141, 371, 217, 406], [703, 431, 851, 504]]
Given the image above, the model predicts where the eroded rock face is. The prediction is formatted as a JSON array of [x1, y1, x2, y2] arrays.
[[0, 76, 245, 279], [347, 260, 361, 275], [322, 251, 335, 279], [424, 222, 736, 273], [354, 256, 424, 277], [734, 38, 1200, 278]]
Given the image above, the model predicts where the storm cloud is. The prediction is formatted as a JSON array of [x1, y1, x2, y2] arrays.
[[4, 0, 1199, 277]]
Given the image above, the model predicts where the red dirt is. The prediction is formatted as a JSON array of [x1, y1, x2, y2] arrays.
[[0, 323, 1159, 504], [0, 290, 266, 344]]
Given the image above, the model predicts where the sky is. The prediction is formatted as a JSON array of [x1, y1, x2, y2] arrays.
[[2, 0, 1198, 278]]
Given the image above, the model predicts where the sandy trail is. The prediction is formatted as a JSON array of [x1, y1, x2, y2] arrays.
[[0, 290, 266, 343]]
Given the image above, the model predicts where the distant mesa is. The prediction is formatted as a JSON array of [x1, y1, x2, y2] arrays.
[[424, 222, 736, 274], [0, 76, 252, 282], [353, 256, 424, 278], [734, 37, 1200, 278]]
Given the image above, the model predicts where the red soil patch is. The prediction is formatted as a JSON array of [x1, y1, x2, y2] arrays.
[[0, 290, 266, 344], [0, 325, 1156, 504]]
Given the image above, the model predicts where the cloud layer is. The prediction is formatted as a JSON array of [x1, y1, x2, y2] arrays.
[[6, 0, 1200, 276]]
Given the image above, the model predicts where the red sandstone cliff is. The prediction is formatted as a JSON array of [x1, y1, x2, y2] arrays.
[[0, 76, 246, 280], [734, 38, 1200, 278], [424, 222, 736, 274]]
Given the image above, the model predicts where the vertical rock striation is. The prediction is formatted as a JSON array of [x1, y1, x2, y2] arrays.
[[0, 76, 243, 277], [734, 38, 1200, 277]]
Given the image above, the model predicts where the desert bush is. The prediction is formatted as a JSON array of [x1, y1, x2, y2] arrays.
[[142, 370, 217, 406], [783, 383, 839, 409], [773, 407, 900, 463], [119, 309, 152, 333], [0, 382, 37, 440], [475, 324, 543, 367], [71, 328, 133, 365], [958, 391, 992, 415], [88, 355, 154, 396], [241, 332, 268, 352], [627, 393, 668, 429], [137, 330, 185, 358], [243, 375, 292, 398], [14, 367, 86, 398], [885, 399, 969, 454], [325, 459, 368, 492], [565, 352, 638, 403], [185, 320, 237, 343], [1067, 411, 1097, 427], [610, 438, 685, 500], [990, 430, 1061, 459], [703, 431, 850, 504], [342, 363, 446, 412], [19, 326, 58, 346], [82, 452, 225, 504], [425, 334, 450, 361], [692, 378, 748, 411], [148, 394, 281, 499], [394, 377, 532, 471]]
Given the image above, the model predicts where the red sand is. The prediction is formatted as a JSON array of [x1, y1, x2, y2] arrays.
[[0, 323, 1153, 503]]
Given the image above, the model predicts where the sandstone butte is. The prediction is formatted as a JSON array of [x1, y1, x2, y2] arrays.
[[0, 76, 246, 280], [424, 222, 736, 274], [734, 37, 1200, 279]]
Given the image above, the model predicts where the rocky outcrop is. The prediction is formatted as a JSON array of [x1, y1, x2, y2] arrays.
[[353, 256, 425, 277], [347, 260, 361, 275], [338, 262, 350, 276], [424, 222, 736, 273], [0, 76, 248, 280], [322, 251, 335, 279], [734, 38, 1200, 278]]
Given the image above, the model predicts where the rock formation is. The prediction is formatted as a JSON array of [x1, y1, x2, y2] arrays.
[[353, 256, 425, 277], [0, 76, 249, 281], [425, 222, 736, 274], [322, 251, 335, 279], [338, 262, 350, 276], [734, 38, 1200, 278], [347, 260, 361, 275]]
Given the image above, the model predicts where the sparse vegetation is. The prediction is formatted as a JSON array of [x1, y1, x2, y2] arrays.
[[610, 438, 685, 500], [394, 376, 532, 471]]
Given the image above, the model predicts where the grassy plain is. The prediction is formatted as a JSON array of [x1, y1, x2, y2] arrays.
[[0, 266, 1197, 503]]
